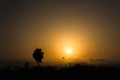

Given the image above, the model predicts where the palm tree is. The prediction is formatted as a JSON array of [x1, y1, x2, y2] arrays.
[[33, 48, 44, 67]]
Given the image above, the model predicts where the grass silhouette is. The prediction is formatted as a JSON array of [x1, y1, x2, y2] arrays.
[[0, 63, 120, 80]]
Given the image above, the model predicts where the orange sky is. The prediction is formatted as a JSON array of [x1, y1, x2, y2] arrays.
[[0, 0, 120, 65]]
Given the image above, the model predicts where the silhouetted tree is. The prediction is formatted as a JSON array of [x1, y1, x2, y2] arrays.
[[33, 48, 44, 67]]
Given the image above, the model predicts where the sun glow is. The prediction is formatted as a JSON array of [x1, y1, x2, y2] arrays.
[[66, 48, 72, 55]]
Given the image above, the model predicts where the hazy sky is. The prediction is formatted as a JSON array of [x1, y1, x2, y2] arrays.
[[0, 0, 120, 65]]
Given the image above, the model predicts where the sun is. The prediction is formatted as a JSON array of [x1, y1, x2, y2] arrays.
[[66, 48, 72, 55]]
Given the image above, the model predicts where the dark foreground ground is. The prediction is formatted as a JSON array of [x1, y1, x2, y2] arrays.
[[0, 63, 120, 80]]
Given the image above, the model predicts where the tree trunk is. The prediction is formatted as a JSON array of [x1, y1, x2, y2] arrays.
[[38, 62, 39, 68]]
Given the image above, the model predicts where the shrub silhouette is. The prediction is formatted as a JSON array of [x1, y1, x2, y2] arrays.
[[33, 48, 44, 67], [24, 62, 30, 69]]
